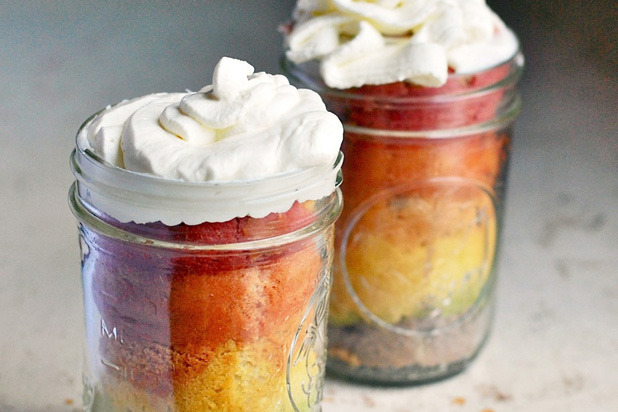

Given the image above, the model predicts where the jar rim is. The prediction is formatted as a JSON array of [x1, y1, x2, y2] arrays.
[[71, 115, 344, 225], [69, 183, 343, 251], [281, 50, 524, 104]]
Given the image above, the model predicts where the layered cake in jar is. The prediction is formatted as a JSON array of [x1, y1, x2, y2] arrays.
[[70, 57, 343, 410], [282, 0, 523, 383]]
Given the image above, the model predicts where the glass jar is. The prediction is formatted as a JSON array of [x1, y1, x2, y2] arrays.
[[283, 50, 524, 384], [69, 119, 343, 411]]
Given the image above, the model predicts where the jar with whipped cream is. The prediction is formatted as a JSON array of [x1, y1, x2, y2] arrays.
[[282, 0, 524, 384], [69, 57, 343, 411]]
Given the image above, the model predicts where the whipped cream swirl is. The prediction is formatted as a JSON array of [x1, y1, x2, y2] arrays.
[[78, 57, 343, 182], [285, 0, 519, 89]]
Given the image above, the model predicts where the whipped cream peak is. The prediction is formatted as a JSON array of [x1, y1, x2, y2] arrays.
[[211, 56, 254, 100], [75, 57, 343, 224], [285, 0, 519, 89]]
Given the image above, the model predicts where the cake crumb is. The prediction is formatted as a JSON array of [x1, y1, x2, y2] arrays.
[[65, 398, 74, 405], [452, 396, 466, 405], [477, 383, 512, 402], [362, 394, 376, 407]]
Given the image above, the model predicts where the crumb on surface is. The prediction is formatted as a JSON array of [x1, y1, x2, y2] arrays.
[[452, 396, 466, 405], [477, 384, 512, 402], [362, 394, 376, 407]]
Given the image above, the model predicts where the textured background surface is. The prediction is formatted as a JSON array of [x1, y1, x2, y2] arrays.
[[1, 1, 616, 410]]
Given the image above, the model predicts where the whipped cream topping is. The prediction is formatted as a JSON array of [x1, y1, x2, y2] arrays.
[[285, 0, 519, 89], [79, 57, 342, 181], [74, 57, 343, 224]]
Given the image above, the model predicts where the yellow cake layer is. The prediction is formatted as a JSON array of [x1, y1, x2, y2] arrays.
[[95, 338, 321, 412], [330, 190, 496, 326]]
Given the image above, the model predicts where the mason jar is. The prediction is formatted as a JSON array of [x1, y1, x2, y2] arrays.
[[283, 50, 524, 384], [69, 116, 343, 411]]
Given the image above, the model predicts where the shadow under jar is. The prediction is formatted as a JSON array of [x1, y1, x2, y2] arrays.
[[69, 127, 343, 411], [283, 50, 524, 385]]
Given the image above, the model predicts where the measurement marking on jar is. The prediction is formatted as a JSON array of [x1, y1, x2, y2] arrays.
[[101, 358, 121, 372], [100, 358, 136, 380]]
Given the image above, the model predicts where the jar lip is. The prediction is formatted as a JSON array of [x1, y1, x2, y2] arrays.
[[71, 117, 344, 225], [69, 183, 343, 251], [282, 50, 524, 103]]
